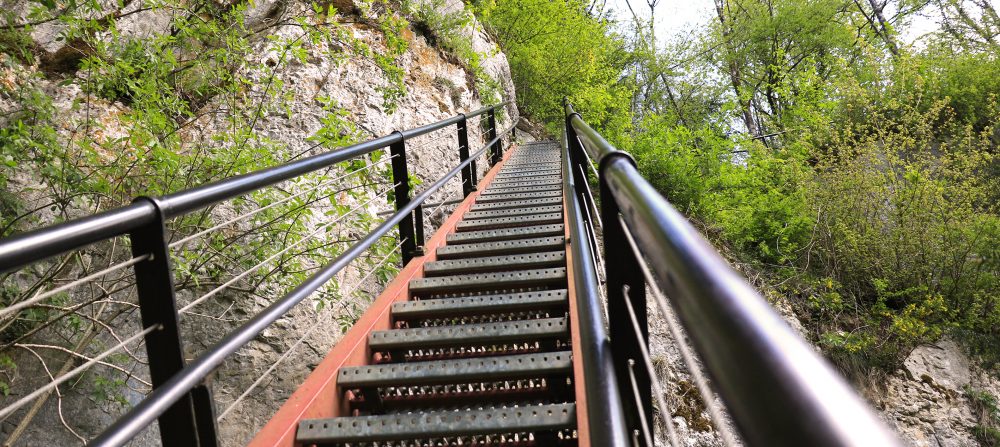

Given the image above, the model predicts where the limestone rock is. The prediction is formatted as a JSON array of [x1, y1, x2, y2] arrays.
[[879, 338, 983, 446], [904, 338, 971, 393]]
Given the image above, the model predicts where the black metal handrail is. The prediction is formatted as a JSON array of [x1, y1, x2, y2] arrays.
[[565, 101, 903, 446], [0, 101, 513, 447], [560, 127, 630, 447]]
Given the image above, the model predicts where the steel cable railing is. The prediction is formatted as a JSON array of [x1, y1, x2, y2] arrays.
[[177, 183, 397, 314], [167, 155, 395, 251], [564, 100, 904, 446], [619, 216, 738, 446], [90, 113, 515, 447], [214, 236, 406, 422], [0, 101, 513, 447], [0, 326, 158, 420], [0, 255, 149, 319]]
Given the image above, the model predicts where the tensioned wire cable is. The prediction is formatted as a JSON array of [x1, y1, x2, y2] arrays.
[[215, 236, 407, 421], [178, 183, 398, 314]]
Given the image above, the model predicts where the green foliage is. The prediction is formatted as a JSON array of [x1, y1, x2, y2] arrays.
[[0, 353, 15, 396], [0, 28, 35, 65], [967, 386, 1000, 446], [403, 0, 500, 104], [477, 0, 632, 130], [309, 95, 365, 149], [589, 0, 1000, 374], [628, 116, 814, 265], [0, 0, 421, 417], [477, 0, 1000, 373], [802, 93, 999, 363], [90, 375, 128, 407]]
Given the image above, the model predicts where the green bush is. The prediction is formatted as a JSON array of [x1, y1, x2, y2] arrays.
[[629, 114, 814, 265], [402, 0, 500, 103], [967, 386, 1000, 446]]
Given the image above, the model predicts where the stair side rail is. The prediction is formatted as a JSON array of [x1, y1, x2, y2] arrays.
[[565, 101, 903, 447], [0, 101, 513, 447], [561, 126, 631, 447]]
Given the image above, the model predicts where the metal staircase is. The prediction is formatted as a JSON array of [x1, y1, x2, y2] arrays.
[[295, 142, 579, 446], [0, 98, 905, 447]]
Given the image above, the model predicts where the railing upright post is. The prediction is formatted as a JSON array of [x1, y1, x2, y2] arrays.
[[457, 114, 476, 197], [565, 113, 590, 227], [578, 126, 651, 443], [389, 134, 424, 264], [129, 197, 218, 447], [487, 107, 500, 165]]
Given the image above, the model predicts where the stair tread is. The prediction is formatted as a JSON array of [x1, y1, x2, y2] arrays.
[[490, 178, 562, 187], [475, 191, 562, 203], [457, 213, 563, 231], [483, 184, 562, 195], [470, 197, 562, 212], [504, 162, 561, 168], [338, 351, 572, 388], [369, 317, 569, 351], [408, 267, 567, 294], [392, 290, 568, 320], [495, 170, 561, 179], [463, 205, 563, 220], [424, 251, 565, 276], [498, 166, 561, 174], [296, 403, 576, 443], [445, 225, 564, 244], [437, 236, 565, 259]]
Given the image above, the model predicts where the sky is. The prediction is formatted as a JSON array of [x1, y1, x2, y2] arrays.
[[602, 0, 944, 47]]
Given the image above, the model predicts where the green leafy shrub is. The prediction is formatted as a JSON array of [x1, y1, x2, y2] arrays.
[[402, 0, 500, 103], [807, 94, 999, 360], [967, 386, 1000, 446], [628, 115, 814, 265]]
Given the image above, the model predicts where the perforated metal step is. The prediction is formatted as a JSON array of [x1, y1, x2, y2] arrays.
[[475, 191, 562, 203], [484, 186, 563, 196], [296, 403, 576, 444], [423, 252, 565, 277], [457, 213, 563, 231], [408, 268, 567, 295], [470, 197, 563, 212], [463, 205, 563, 221], [495, 169, 561, 179], [437, 236, 565, 259], [338, 352, 572, 390], [504, 162, 560, 168], [445, 225, 564, 245], [368, 317, 569, 352], [498, 166, 561, 174], [489, 179, 562, 188], [391, 290, 568, 321], [503, 165, 560, 171]]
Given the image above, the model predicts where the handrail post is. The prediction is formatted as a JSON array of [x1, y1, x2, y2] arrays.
[[129, 197, 218, 447], [561, 129, 631, 447], [389, 134, 424, 264], [567, 102, 652, 442], [565, 110, 588, 218], [588, 135, 651, 444], [457, 114, 476, 196], [487, 107, 500, 165]]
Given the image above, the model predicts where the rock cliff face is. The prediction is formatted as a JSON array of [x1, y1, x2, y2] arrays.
[[877, 338, 998, 447], [0, 1, 517, 445], [648, 285, 1000, 447]]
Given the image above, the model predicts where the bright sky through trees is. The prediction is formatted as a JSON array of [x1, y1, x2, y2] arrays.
[[606, 0, 942, 46]]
